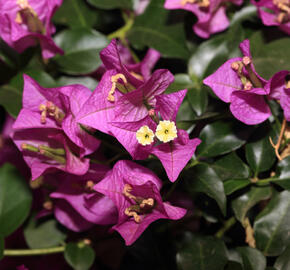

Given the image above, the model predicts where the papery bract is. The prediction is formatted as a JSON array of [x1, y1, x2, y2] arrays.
[[110, 90, 201, 182], [252, 0, 290, 35], [94, 160, 186, 245], [0, 0, 63, 58], [49, 164, 118, 232], [164, 0, 243, 38], [203, 39, 271, 125], [267, 70, 290, 121], [12, 75, 100, 179], [100, 39, 160, 84]]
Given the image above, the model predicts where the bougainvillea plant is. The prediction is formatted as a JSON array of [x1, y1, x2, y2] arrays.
[[0, 0, 289, 269]]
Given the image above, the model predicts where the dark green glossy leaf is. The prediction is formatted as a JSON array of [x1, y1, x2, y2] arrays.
[[187, 84, 208, 116], [64, 242, 95, 270], [56, 76, 98, 91], [232, 186, 272, 223], [188, 35, 227, 78], [176, 235, 228, 270], [245, 124, 277, 175], [0, 237, 3, 260], [0, 164, 32, 236], [274, 244, 290, 270], [128, 0, 189, 59], [166, 73, 208, 116], [213, 152, 251, 181], [196, 121, 250, 158], [53, 0, 97, 28], [237, 246, 266, 270], [272, 157, 290, 190], [10, 70, 56, 89], [224, 179, 251, 195], [166, 74, 193, 93], [252, 38, 290, 79], [54, 28, 108, 74], [87, 0, 133, 9], [187, 164, 226, 215], [0, 85, 22, 117], [254, 191, 290, 256], [24, 217, 67, 249]]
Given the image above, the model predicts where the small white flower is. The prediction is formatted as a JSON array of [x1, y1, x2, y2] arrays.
[[155, 120, 177, 143], [136, 125, 154, 146]]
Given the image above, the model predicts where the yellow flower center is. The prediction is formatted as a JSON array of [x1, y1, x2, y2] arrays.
[[39, 101, 65, 124], [136, 125, 155, 146], [273, 0, 290, 23], [181, 0, 210, 8], [123, 184, 155, 223], [155, 120, 177, 143], [15, 0, 45, 34]]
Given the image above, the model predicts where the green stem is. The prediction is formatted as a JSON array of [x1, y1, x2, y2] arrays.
[[4, 246, 65, 256], [107, 12, 134, 41], [215, 216, 236, 238], [255, 177, 281, 186], [185, 159, 199, 169]]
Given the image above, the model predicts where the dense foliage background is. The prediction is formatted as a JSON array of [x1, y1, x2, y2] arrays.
[[0, 0, 290, 269]]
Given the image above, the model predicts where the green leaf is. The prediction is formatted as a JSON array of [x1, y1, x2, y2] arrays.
[[64, 242, 95, 270], [0, 85, 22, 117], [232, 186, 272, 223], [53, 0, 97, 28], [213, 152, 251, 181], [54, 28, 108, 75], [176, 234, 228, 270], [186, 164, 226, 215], [10, 69, 56, 89], [24, 217, 67, 249], [0, 237, 4, 260], [252, 38, 290, 80], [224, 179, 251, 195], [254, 190, 290, 256], [0, 164, 32, 236], [245, 124, 277, 175], [187, 84, 208, 116], [196, 121, 250, 158], [166, 72, 208, 116], [128, 0, 189, 59], [188, 35, 227, 78], [237, 247, 266, 270], [274, 244, 290, 270], [272, 157, 290, 190], [87, 0, 133, 9], [56, 76, 98, 91]]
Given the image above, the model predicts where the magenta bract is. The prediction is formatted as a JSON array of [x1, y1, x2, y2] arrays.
[[164, 0, 243, 38], [203, 39, 272, 125], [0, 0, 63, 58], [94, 160, 187, 245], [12, 75, 100, 179]]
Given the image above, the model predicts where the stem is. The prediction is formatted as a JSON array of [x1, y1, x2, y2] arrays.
[[4, 246, 65, 256], [255, 177, 281, 186], [185, 159, 199, 169], [107, 11, 139, 63], [215, 216, 236, 238], [107, 12, 134, 41]]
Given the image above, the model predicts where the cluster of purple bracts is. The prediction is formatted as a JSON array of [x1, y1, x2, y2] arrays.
[[204, 39, 290, 125], [0, 0, 63, 58], [164, 0, 289, 38], [7, 39, 200, 245]]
